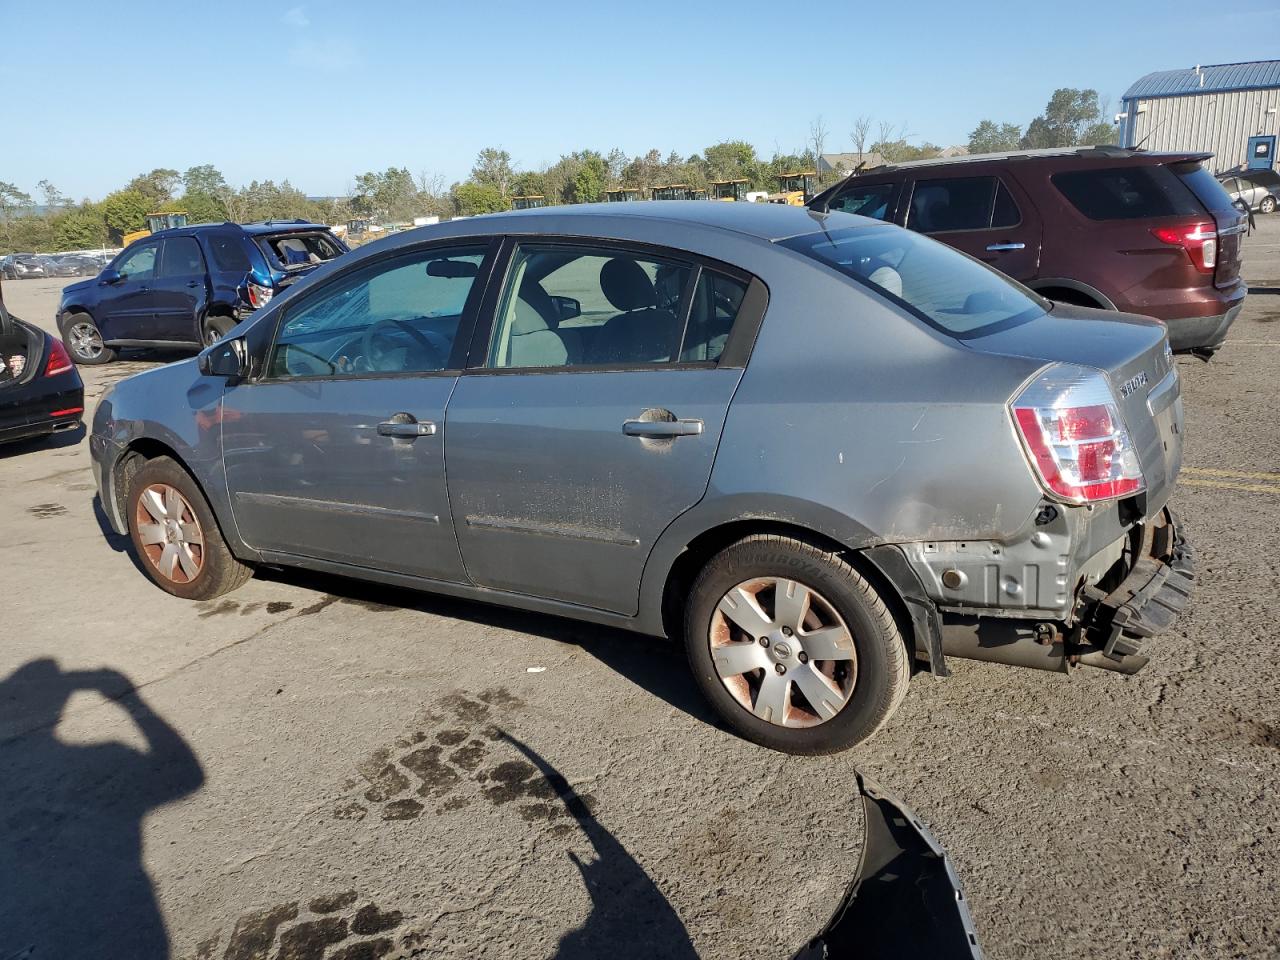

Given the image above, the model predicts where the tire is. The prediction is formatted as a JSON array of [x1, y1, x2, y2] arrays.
[[125, 455, 253, 601], [1261, 195, 1277, 215], [62, 313, 116, 365], [684, 534, 910, 755], [202, 314, 236, 347]]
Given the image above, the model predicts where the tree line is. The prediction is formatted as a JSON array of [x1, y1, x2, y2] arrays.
[[1, 89, 1116, 254]]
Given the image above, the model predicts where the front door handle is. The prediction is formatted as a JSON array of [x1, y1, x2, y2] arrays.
[[985, 242, 1026, 252], [378, 417, 437, 439], [623, 418, 703, 438]]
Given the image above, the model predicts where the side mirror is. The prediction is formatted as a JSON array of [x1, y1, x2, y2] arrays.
[[99, 268, 122, 285], [198, 337, 249, 379], [550, 295, 581, 322]]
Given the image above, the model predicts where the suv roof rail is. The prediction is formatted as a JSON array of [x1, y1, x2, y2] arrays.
[[850, 144, 1147, 175], [255, 218, 313, 225]]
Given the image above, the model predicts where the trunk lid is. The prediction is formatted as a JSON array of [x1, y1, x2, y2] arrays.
[[962, 305, 1182, 511], [1173, 160, 1247, 288]]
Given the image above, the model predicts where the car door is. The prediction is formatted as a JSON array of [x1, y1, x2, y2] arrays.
[[903, 173, 1042, 282], [150, 236, 208, 343], [99, 242, 159, 342], [220, 240, 498, 583], [444, 239, 764, 614]]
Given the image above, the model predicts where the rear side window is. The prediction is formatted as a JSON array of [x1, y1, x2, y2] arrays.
[[907, 177, 997, 232], [828, 182, 898, 221], [681, 271, 748, 362], [780, 225, 1045, 337], [1052, 166, 1202, 220], [260, 232, 344, 269], [159, 237, 204, 278], [206, 234, 252, 272]]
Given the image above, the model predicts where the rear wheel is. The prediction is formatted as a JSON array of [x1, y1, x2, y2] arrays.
[[126, 456, 252, 600], [63, 313, 115, 365], [1261, 195, 1277, 215], [202, 314, 236, 347], [684, 534, 910, 755]]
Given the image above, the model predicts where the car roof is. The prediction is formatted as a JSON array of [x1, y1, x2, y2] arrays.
[[831, 145, 1209, 176], [145, 220, 333, 241], [454, 200, 854, 243]]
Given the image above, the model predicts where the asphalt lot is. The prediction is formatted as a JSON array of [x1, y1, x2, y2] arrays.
[[2, 221, 1279, 960]]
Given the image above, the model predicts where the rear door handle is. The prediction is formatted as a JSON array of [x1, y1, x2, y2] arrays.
[[623, 418, 703, 438], [985, 242, 1026, 252], [186, 280, 201, 288], [378, 418, 437, 438]]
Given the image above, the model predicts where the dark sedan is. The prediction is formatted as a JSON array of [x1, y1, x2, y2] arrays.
[[0, 280, 85, 444]]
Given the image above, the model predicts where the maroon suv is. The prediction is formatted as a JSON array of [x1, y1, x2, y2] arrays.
[[809, 146, 1247, 356]]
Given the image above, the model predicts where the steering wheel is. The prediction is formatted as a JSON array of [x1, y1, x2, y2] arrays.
[[362, 318, 445, 371]]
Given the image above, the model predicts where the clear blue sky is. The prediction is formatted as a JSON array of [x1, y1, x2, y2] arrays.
[[5, 0, 1278, 201]]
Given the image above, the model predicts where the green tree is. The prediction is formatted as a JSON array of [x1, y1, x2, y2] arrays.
[[452, 182, 506, 216], [968, 120, 1022, 154], [178, 190, 228, 224], [1020, 89, 1105, 149], [99, 189, 150, 242], [511, 171, 548, 199], [52, 204, 108, 250], [37, 179, 70, 210], [1078, 121, 1116, 146], [569, 151, 608, 203], [126, 168, 182, 206], [182, 164, 229, 196], [703, 140, 762, 188], [351, 167, 420, 221], [471, 148, 514, 197], [0, 181, 34, 252]]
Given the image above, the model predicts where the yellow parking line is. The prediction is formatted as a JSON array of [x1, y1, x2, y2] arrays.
[[1182, 466, 1280, 482], [1180, 478, 1280, 496]]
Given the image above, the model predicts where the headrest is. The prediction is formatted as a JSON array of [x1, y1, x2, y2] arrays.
[[600, 258, 656, 312]]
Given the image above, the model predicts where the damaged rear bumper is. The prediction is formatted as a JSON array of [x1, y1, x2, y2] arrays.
[[939, 507, 1194, 675]]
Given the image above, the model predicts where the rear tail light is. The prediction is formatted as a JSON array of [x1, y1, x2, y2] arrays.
[[1150, 221, 1217, 274], [1011, 364, 1144, 504], [44, 338, 73, 377], [246, 280, 274, 309]]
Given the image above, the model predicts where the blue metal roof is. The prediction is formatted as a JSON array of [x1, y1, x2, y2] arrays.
[[1123, 60, 1280, 101]]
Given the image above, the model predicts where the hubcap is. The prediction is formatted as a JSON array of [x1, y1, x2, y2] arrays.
[[710, 578, 857, 728], [134, 483, 205, 583], [68, 322, 103, 360]]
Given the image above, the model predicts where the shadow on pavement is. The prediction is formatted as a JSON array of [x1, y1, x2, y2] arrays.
[[501, 733, 699, 960], [258, 566, 722, 731], [0, 422, 85, 460], [0, 659, 204, 959]]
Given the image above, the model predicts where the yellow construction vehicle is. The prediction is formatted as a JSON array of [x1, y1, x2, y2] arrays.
[[711, 179, 750, 201], [652, 184, 703, 201], [766, 172, 817, 206], [512, 195, 547, 210], [122, 211, 189, 247], [606, 188, 643, 202]]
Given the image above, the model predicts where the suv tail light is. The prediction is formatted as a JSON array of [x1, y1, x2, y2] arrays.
[[246, 280, 274, 309], [1011, 364, 1144, 504], [1150, 221, 1217, 274], [44, 338, 73, 377]]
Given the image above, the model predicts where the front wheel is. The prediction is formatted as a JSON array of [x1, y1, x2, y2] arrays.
[[126, 456, 253, 600], [684, 534, 910, 755], [1261, 195, 1277, 215], [63, 314, 115, 365]]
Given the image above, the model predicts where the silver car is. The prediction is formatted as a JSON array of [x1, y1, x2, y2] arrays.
[[89, 203, 1194, 754], [1217, 169, 1279, 214]]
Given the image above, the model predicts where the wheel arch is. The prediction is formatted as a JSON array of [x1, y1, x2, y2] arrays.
[[1027, 278, 1116, 311]]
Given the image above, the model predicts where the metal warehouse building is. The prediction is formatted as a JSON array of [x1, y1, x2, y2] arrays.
[[1119, 60, 1279, 174]]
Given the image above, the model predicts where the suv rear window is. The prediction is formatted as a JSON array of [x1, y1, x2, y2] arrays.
[[259, 232, 344, 270], [781, 224, 1045, 337], [1052, 165, 1202, 220]]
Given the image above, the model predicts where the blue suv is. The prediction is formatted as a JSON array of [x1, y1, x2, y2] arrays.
[[57, 220, 348, 364]]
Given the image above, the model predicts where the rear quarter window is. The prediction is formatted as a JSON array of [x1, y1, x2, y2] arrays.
[[781, 224, 1045, 337], [260, 232, 344, 269], [1052, 165, 1202, 220]]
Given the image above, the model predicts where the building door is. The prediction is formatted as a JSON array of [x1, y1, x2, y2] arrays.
[[1247, 135, 1276, 171]]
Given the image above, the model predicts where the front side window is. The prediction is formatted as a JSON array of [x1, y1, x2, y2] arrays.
[[907, 177, 1000, 233], [828, 182, 899, 221], [115, 243, 157, 282], [488, 245, 693, 368], [159, 237, 205, 278], [270, 246, 485, 378], [780, 224, 1045, 338]]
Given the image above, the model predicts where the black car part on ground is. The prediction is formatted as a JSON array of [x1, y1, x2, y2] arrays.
[[792, 773, 983, 959]]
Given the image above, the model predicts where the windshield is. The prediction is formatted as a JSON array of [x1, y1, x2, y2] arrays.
[[780, 223, 1046, 337]]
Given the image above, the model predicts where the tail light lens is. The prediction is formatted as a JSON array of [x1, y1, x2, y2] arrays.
[[1011, 364, 1144, 504], [246, 280, 274, 309], [44, 338, 73, 377], [1150, 221, 1217, 274]]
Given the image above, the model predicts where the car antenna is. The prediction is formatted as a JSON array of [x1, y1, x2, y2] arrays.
[[1132, 117, 1168, 151]]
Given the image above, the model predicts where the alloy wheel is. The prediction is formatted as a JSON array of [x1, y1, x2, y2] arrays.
[[68, 321, 104, 361], [709, 577, 857, 727], [134, 483, 205, 583]]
